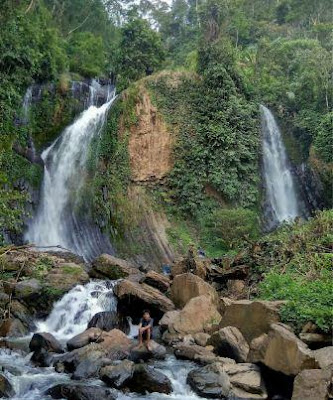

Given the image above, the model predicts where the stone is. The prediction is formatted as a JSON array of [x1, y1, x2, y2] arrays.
[[126, 364, 172, 394], [0, 373, 15, 398], [87, 311, 130, 334], [142, 270, 170, 293], [248, 323, 319, 376], [29, 332, 64, 353], [67, 328, 104, 351], [187, 362, 231, 399], [114, 280, 175, 321], [89, 254, 140, 280], [170, 273, 218, 308], [159, 310, 180, 331], [14, 278, 42, 300], [194, 332, 211, 347], [224, 363, 268, 399], [0, 318, 28, 338], [174, 344, 216, 363], [313, 346, 333, 369], [219, 299, 285, 342], [169, 295, 221, 335], [291, 369, 331, 400], [129, 340, 166, 362], [226, 280, 246, 299], [171, 255, 208, 280], [46, 383, 116, 400], [299, 332, 332, 348], [100, 360, 134, 389], [208, 326, 249, 363], [44, 263, 89, 294]]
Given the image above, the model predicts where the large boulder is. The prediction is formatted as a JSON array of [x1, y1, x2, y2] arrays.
[[0, 318, 28, 338], [67, 328, 104, 351], [219, 299, 285, 343], [313, 346, 333, 369], [100, 360, 134, 389], [187, 362, 231, 399], [141, 270, 170, 293], [159, 310, 180, 332], [29, 332, 64, 353], [291, 369, 331, 400], [0, 373, 15, 398], [168, 295, 221, 335], [114, 280, 175, 322], [87, 311, 130, 334], [129, 340, 166, 362], [248, 324, 319, 376], [170, 273, 218, 308], [126, 364, 172, 394], [174, 344, 217, 363], [46, 383, 116, 400], [14, 279, 42, 300], [208, 326, 249, 363], [89, 254, 141, 280]]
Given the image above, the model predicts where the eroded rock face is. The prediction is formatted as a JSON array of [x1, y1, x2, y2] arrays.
[[219, 299, 284, 343], [291, 369, 331, 400], [248, 324, 319, 376], [208, 326, 250, 363], [170, 273, 218, 308], [168, 295, 221, 335], [89, 254, 140, 280], [114, 280, 175, 322]]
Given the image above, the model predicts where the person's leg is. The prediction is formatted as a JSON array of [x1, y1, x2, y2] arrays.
[[146, 327, 151, 350], [138, 328, 143, 345]]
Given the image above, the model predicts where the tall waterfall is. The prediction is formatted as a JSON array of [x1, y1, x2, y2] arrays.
[[25, 83, 115, 261], [261, 105, 301, 229]]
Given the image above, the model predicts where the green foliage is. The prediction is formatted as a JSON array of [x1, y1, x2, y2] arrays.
[[313, 112, 333, 163]]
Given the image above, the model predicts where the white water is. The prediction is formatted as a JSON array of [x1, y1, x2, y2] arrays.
[[22, 86, 32, 124], [261, 105, 300, 227], [25, 84, 115, 261]]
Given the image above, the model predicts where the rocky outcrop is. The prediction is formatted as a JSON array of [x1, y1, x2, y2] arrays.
[[166, 295, 221, 335], [87, 311, 130, 334], [208, 327, 250, 363], [248, 323, 319, 375], [89, 254, 141, 280], [219, 299, 284, 342], [170, 273, 218, 308], [292, 369, 332, 400], [114, 280, 175, 321]]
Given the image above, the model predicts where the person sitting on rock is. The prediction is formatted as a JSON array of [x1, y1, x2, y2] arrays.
[[138, 309, 153, 350]]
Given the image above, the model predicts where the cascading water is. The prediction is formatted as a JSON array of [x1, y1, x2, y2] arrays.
[[261, 105, 302, 230], [25, 83, 115, 261]]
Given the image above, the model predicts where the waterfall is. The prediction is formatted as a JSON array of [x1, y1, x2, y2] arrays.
[[22, 86, 32, 124], [261, 105, 301, 229], [25, 83, 116, 261]]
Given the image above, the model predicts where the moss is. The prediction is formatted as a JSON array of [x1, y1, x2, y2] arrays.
[[60, 264, 83, 275]]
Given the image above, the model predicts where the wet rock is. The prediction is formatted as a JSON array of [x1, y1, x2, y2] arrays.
[[193, 332, 211, 347], [114, 280, 175, 322], [129, 340, 166, 362], [89, 254, 140, 280], [313, 346, 333, 369], [167, 295, 221, 335], [87, 311, 130, 334], [170, 273, 218, 308], [208, 326, 249, 363], [219, 299, 285, 343], [142, 270, 170, 293], [248, 323, 319, 375], [126, 364, 172, 394], [67, 328, 104, 351], [0, 373, 15, 398], [291, 369, 331, 400], [0, 318, 28, 338], [46, 383, 116, 400], [187, 362, 231, 398], [30, 332, 64, 353], [44, 263, 89, 295], [14, 278, 42, 300], [100, 360, 134, 389]]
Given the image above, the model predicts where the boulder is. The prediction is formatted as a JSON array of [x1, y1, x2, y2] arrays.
[[299, 332, 332, 348], [46, 383, 116, 400], [171, 255, 208, 279], [159, 310, 180, 332], [208, 327, 249, 363], [129, 340, 166, 362], [142, 270, 170, 293], [194, 332, 211, 347], [44, 263, 89, 294], [29, 332, 64, 353], [87, 311, 130, 334], [219, 299, 285, 342], [226, 280, 246, 299], [168, 295, 221, 335], [89, 254, 140, 280], [248, 324, 319, 376], [313, 346, 333, 369], [291, 369, 331, 400], [187, 362, 231, 399], [114, 280, 175, 322], [170, 273, 218, 308], [67, 328, 104, 351], [126, 364, 172, 394], [0, 318, 28, 338], [14, 278, 42, 300], [0, 373, 15, 398], [174, 344, 217, 363], [100, 360, 134, 389], [224, 363, 267, 399]]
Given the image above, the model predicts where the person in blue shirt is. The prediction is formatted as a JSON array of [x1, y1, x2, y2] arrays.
[[138, 309, 153, 350]]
